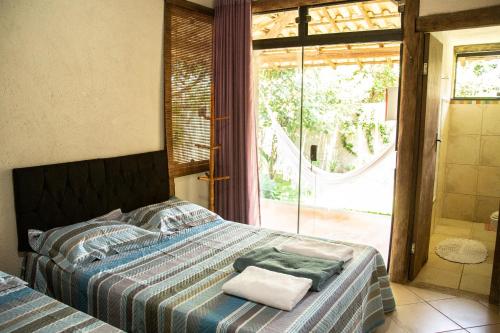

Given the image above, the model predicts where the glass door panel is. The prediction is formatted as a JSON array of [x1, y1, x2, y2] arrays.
[[298, 42, 400, 261], [254, 47, 303, 234]]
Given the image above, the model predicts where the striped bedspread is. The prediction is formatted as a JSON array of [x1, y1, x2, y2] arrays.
[[0, 277, 122, 332], [24, 219, 395, 333]]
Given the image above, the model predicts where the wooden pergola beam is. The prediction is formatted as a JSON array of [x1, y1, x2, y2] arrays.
[[264, 11, 296, 38], [260, 59, 400, 68], [259, 45, 400, 58], [358, 4, 375, 29], [321, 7, 340, 32], [416, 5, 500, 32]]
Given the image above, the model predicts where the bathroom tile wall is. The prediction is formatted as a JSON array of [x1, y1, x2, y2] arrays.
[[441, 101, 500, 223]]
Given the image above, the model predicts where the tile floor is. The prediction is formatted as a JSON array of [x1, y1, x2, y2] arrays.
[[260, 199, 392, 262], [414, 218, 497, 295], [376, 283, 500, 333]]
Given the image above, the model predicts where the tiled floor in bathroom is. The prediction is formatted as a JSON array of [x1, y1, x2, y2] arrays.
[[375, 218, 499, 333], [414, 218, 497, 295]]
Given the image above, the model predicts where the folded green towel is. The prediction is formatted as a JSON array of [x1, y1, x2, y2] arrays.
[[233, 247, 343, 291]]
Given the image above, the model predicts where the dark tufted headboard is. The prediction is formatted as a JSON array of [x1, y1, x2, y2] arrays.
[[13, 150, 170, 252]]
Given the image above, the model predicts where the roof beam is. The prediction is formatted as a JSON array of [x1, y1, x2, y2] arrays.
[[416, 5, 500, 32]]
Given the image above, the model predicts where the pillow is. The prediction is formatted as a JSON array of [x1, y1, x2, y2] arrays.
[[28, 213, 162, 272], [122, 197, 220, 232], [28, 208, 123, 250]]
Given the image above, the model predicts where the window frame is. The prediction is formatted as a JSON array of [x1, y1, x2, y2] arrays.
[[164, 0, 213, 179], [252, 1, 403, 50], [452, 50, 500, 100]]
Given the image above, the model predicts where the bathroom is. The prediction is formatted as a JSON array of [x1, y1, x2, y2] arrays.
[[414, 27, 500, 297]]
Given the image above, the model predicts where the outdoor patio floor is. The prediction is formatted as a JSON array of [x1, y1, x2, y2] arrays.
[[260, 199, 392, 263]]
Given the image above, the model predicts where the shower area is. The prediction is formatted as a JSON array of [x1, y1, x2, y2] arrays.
[[415, 29, 500, 297]]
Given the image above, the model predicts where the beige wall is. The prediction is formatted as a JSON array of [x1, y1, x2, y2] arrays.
[[0, 0, 210, 276], [441, 102, 500, 223], [0, 0, 166, 276], [174, 173, 209, 207]]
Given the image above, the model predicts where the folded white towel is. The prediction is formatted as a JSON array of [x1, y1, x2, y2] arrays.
[[222, 266, 312, 311], [275, 239, 354, 262]]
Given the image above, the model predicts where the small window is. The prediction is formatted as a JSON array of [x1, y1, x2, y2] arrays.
[[454, 52, 500, 99], [164, 3, 213, 177]]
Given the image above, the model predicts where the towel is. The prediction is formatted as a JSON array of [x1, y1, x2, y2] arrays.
[[222, 266, 312, 311], [276, 239, 354, 262], [233, 247, 343, 291]]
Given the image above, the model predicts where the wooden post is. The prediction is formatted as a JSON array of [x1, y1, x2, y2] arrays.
[[198, 85, 230, 212], [389, 0, 424, 283]]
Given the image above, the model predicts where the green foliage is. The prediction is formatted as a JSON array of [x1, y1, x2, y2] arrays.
[[455, 57, 500, 97], [259, 135, 278, 179], [257, 62, 398, 192], [362, 120, 376, 153], [260, 173, 299, 201], [358, 66, 399, 103], [339, 117, 359, 156], [378, 123, 391, 144]]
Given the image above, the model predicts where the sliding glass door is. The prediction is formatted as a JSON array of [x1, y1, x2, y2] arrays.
[[298, 43, 399, 259], [252, 1, 402, 261], [253, 47, 303, 234]]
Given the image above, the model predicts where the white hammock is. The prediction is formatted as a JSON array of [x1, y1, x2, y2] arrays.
[[266, 105, 396, 186]]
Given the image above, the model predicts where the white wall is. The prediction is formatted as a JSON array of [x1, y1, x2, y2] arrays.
[[420, 0, 500, 16], [174, 173, 209, 207]]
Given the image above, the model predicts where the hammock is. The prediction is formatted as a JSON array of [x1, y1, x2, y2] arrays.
[[266, 106, 396, 186]]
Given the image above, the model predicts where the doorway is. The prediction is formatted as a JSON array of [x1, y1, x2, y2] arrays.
[[252, 1, 402, 261], [411, 27, 500, 298]]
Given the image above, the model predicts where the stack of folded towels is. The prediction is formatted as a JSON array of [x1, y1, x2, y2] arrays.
[[222, 239, 354, 311]]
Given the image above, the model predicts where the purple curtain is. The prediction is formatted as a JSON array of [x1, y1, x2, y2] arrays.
[[214, 0, 260, 226]]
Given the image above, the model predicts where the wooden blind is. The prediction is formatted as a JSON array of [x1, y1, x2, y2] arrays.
[[165, 1, 213, 178]]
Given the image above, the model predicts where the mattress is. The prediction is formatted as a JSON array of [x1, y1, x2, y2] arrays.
[[23, 219, 395, 333], [0, 273, 122, 333]]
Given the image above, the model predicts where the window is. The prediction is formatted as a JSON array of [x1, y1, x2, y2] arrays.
[[252, 0, 402, 49], [164, 1, 213, 177], [308, 0, 401, 35], [454, 51, 500, 99]]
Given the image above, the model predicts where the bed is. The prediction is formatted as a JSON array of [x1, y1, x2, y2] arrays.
[[13, 150, 395, 333], [0, 271, 123, 332]]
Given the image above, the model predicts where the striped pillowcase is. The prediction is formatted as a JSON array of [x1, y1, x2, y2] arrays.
[[122, 197, 220, 232], [27, 208, 124, 251], [28, 214, 163, 272]]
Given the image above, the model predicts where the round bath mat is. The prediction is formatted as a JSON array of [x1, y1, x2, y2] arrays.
[[435, 238, 487, 264]]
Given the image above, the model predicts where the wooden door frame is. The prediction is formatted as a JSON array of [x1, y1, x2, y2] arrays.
[[389, 0, 424, 283], [491, 203, 500, 305], [390, 2, 500, 284]]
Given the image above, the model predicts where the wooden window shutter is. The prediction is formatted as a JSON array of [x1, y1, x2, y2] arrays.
[[164, 1, 214, 179]]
